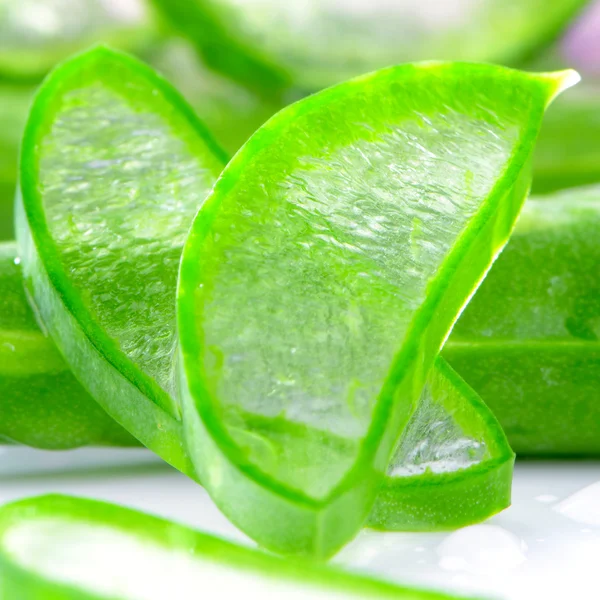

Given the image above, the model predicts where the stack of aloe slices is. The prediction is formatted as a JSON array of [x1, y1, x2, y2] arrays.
[[12, 42, 576, 559]]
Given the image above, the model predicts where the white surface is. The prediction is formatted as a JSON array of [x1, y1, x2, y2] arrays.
[[0, 448, 598, 599]]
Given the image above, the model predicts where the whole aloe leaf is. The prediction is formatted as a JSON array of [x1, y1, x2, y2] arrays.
[[150, 0, 586, 92], [446, 184, 600, 455], [0, 494, 473, 600], [178, 62, 576, 555], [13, 48, 515, 538]]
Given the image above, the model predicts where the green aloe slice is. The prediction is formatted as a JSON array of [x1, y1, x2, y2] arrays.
[[0, 236, 514, 520], [0, 495, 473, 600], [445, 184, 600, 456], [178, 62, 576, 556], [0, 0, 154, 80], [150, 0, 586, 92], [532, 83, 600, 194], [17, 46, 227, 474], [369, 358, 513, 530], [13, 47, 514, 535], [0, 241, 136, 449]]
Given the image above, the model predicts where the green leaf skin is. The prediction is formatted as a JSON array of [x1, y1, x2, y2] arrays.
[[17, 46, 227, 474], [369, 358, 514, 531], [532, 83, 600, 194], [0, 0, 155, 81], [0, 495, 475, 600], [150, 0, 586, 93], [445, 184, 600, 456], [179, 62, 575, 556], [0, 242, 137, 449]]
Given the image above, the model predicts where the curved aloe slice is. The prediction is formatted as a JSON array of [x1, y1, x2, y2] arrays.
[[0, 241, 136, 449], [532, 83, 600, 194], [0, 495, 471, 600], [150, 0, 585, 92], [17, 46, 227, 474], [1, 233, 513, 526], [179, 62, 576, 555], [0, 0, 154, 80], [13, 48, 512, 538], [370, 358, 513, 530], [446, 184, 600, 456]]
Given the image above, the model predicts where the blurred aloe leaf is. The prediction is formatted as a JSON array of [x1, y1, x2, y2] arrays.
[[0, 0, 155, 80], [150, 0, 588, 92], [532, 82, 600, 193]]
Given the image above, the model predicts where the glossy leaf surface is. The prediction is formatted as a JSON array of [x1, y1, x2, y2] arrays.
[[446, 184, 600, 455], [179, 62, 574, 555], [0, 241, 136, 449]]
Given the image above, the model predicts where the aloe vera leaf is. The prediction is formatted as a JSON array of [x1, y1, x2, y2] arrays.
[[178, 62, 576, 556], [150, 0, 586, 93], [0, 495, 476, 600], [445, 184, 600, 455], [0, 241, 137, 449], [532, 82, 600, 194], [0, 0, 155, 81], [369, 358, 514, 530], [17, 46, 227, 474]]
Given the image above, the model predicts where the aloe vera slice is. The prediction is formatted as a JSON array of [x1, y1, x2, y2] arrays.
[[0, 239, 514, 524], [13, 48, 513, 540], [17, 46, 227, 474], [150, 0, 586, 92], [0, 495, 472, 600], [0, 241, 136, 449], [445, 184, 600, 456], [0, 0, 154, 80], [369, 358, 514, 530], [178, 62, 576, 556], [532, 83, 600, 194]]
